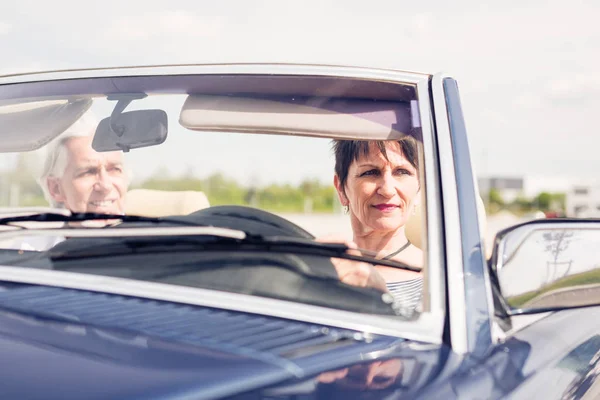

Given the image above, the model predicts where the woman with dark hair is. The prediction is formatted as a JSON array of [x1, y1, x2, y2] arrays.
[[331, 138, 423, 317]]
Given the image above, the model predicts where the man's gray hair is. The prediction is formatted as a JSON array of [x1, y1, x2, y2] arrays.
[[38, 112, 100, 207]]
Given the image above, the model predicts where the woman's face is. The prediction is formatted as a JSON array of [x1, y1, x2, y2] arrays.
[[335, 142, 420, 235]]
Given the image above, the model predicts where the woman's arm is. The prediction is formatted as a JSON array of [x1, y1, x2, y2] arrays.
[[315, 236, 388, 293]]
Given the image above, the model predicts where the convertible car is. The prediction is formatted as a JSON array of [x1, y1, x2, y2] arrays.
[[0, 64, 598, 399]]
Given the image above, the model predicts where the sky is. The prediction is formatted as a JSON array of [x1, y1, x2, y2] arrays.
[[1, 0, 599, 189]]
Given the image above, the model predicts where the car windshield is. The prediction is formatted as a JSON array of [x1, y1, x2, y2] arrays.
[[0, 67, 433, 326]]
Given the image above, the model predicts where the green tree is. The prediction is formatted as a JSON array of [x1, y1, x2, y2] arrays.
[[204, 173, 246, 205], [137, 168, 337, 213], [488, 188, 504, 206], [533, 192, 552, 211], [513, 196, 533, 212], [5, 153, 46, 206], [551, 193, 566, 211]]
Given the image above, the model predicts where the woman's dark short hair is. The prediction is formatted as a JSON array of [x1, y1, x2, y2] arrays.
[[332, 138, 419, 190]]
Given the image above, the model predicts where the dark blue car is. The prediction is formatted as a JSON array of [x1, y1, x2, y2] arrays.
[[0, 64, 597, 399]]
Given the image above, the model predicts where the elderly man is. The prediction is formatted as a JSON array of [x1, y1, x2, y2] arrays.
[[39, 113, 129, 215], [7, 113, 129, 251]]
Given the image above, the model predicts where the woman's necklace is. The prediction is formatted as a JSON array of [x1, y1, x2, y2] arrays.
[[381, 240, 411, 260]]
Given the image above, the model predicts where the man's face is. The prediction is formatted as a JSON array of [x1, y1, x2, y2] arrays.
[[48, 136, 127, 214]]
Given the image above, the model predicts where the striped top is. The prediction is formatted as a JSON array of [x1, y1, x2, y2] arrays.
[[386, 277, 423, 318]]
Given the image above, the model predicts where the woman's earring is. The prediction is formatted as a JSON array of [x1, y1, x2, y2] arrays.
[[343, 205, 349, 215]]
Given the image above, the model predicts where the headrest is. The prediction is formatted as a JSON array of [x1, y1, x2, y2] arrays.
[[405, 195, 488, 256], [125, 189, 210, 217], [404, 204, 423, 250]]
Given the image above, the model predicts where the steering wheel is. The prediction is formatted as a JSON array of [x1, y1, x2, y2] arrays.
[[179, 205, 316, 239]]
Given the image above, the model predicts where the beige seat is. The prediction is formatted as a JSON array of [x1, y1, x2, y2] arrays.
[[125, 189, 210, 217], [405, 194, 489, 258]]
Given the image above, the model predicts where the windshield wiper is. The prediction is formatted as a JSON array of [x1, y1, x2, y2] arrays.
[[243, 235, 422, 272], [48, 233, 421, 272], [0, 212, 420, 272]]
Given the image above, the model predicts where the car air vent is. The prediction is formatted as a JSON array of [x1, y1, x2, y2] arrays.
[[0, 286, 394, 363]]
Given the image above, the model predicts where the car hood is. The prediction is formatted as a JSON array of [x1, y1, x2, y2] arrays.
[[0, 284, 446, 399], [0, 315, 289, 400], [0, 284, 535, 399]]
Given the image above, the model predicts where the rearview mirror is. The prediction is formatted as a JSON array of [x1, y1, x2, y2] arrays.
[[491, 220, 600, 315], [92, 110, 168, 152]]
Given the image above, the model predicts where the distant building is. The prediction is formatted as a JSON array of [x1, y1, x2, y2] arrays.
[[565, 185, 600, 217], [479, 175, 600, 216], [478, 177, 524, 203]]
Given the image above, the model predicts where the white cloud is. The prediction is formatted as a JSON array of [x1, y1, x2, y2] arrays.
[[0, 63, 55, 77], [0, 22, 11, 35], [106, 10, 224, 41], [513, 92, 544, 110], [409, 13, 434, 36], [545, 75, 600, 104]]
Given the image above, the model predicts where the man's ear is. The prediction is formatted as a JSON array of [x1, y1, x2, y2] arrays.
[[333, 175, 347, 206], [46, 177, 65, 204]]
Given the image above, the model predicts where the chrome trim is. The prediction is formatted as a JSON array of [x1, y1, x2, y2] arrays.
[[414, 79, 446, 333], [502, 312, 553, 338], [0, 226, 246, 240], [0, 63, 430, 86], [0, 266, 441, 343], [431, 73, 468, 354], [0, 207, 71, 217]]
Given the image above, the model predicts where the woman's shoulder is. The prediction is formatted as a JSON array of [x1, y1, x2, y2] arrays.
[[394, 243, 423, 269]]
